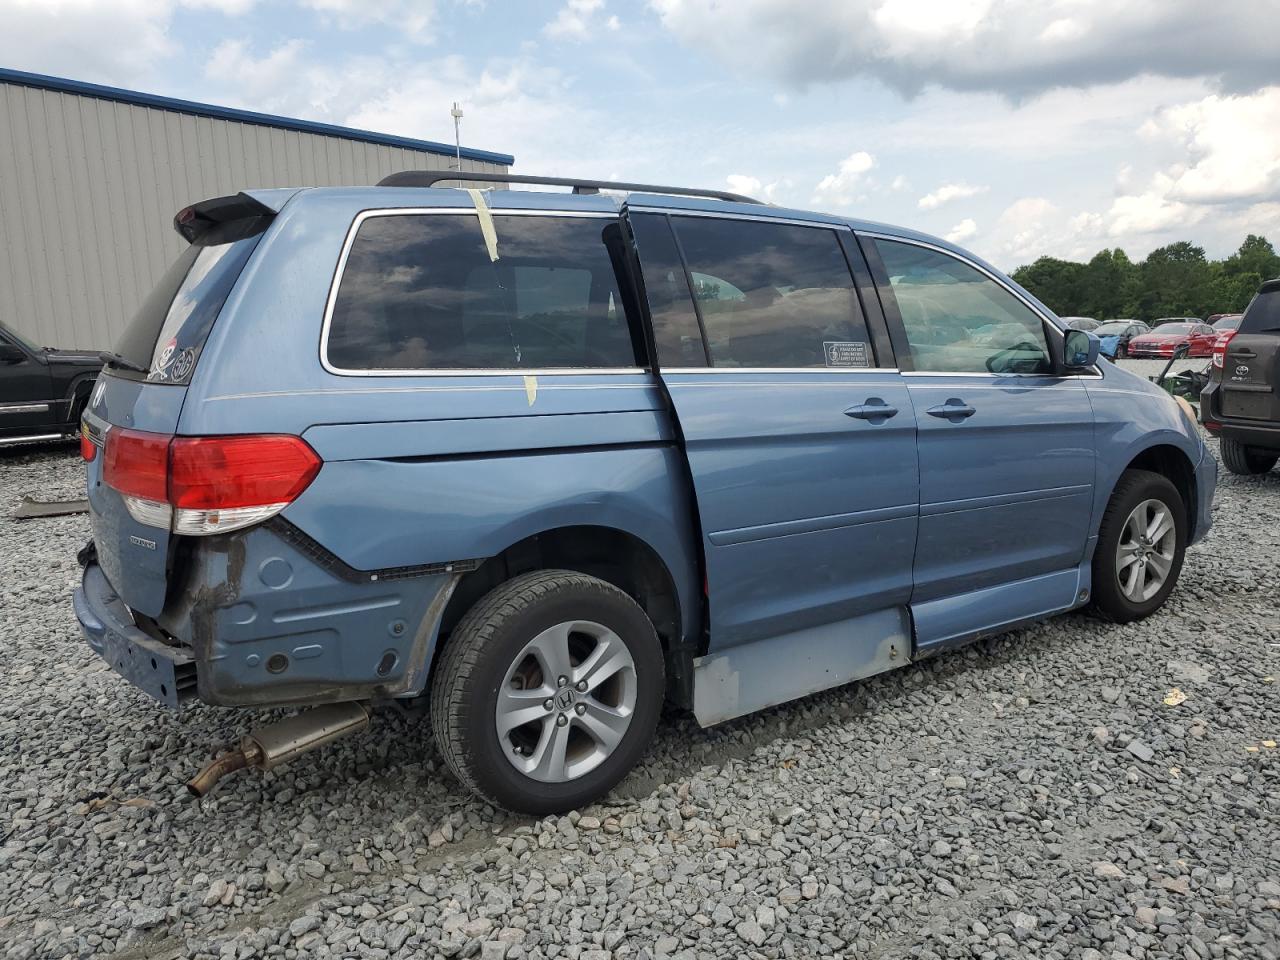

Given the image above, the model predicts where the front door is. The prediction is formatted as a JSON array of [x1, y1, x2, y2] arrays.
[[629, 211, 919, 652], [864, 235, 1096, 652], [0, 328, 54, 436]]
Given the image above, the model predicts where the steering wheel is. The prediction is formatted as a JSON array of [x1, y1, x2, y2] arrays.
[[986, 341, 1047, 374]]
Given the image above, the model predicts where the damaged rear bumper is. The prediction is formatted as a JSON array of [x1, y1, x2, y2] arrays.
[[75, 562, 196, 709]]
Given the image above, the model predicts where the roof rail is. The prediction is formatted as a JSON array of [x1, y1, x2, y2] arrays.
[[375, 170, 761, 204]]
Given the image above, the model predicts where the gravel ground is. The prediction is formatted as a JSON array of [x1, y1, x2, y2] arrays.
[[1, 428, 1277, 960]]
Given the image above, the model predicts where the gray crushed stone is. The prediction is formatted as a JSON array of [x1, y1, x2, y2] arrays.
[[1, 434, 1277, 960]]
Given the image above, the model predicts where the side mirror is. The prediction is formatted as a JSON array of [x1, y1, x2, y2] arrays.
[[0, 342, 27, 364], [1063, 329, 1100, 369]]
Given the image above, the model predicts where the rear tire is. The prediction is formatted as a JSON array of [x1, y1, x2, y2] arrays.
[[429, 570, 664, 815], [1220, 437, 1278, 476], [1091, 469, 1186, 623]]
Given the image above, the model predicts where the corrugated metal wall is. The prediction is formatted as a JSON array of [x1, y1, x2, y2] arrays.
[[0, 82, 509, 348]]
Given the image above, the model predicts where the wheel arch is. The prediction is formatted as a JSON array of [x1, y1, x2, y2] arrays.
[[431, 523, 699, 706], [1113, 442, 1199, 539]]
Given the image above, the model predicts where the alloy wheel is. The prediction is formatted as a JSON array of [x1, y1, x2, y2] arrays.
[[1115, 498, 1177, 602], [495, 620, 638, 783]]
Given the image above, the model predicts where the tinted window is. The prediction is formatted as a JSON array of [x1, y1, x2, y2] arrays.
[[669, 217, 872, 368], [628, 213, 706, 366], [1240, 289, 1280, 334], [1156, 323, 1195, 334], [114, 224, 264, 384], [327, 214, 638, 371], [874, 240, 1051, 374]]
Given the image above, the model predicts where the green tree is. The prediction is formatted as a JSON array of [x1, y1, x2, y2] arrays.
[[1011, 235, 1275, 323], [1222, 234, 1280, 283], [1010, 257, 1087, 315], [1080, 248, 1137, 320]]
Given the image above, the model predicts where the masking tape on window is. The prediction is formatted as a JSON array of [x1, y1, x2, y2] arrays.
[[466, 188, 499, 261], [523, 375, 537, 406]]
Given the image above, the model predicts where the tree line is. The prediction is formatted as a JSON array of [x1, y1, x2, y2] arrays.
[[1010, 235, 1280, 324]]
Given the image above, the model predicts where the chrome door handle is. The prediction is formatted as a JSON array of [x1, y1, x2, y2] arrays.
[[844, 399, 898, 421], [926, 399, 976, 422]]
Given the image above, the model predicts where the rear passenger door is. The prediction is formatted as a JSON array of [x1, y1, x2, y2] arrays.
[[629, 211, 918, 651], [863, 235, 1095, 651]]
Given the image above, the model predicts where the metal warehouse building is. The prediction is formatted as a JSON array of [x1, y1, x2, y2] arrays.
[[0, 68, 514, 349]]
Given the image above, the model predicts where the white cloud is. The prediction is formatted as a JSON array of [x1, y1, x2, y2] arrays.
[[811, 151, 875, 207], [181, 0, 257, 13], [1105, 174, 1205, 237], [1146, 87, 1280, 204], [945, 218, 978, 244], [649, 0, 1276, 98], [544, 0, 616, 40], [301, 0, 436, 43], [726, 174, 785, 201], [0, 0, 176, 82], [918, 182, 987, 210]]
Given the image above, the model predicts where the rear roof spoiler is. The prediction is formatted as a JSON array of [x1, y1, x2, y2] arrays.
[[173, 192, 278, 244], [1259, 278, 1280, 295]]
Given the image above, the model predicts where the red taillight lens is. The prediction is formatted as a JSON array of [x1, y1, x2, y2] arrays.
[[101, 431, 321, 534], [102, 428, 170, 502], [80, 424, 96, 462], [1212, 330, 1235, 369], [169, 435, 321, 510]]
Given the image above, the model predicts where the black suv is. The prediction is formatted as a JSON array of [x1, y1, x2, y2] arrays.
[[0, 319, 101, 446], [1202, 278, 1280, 475]]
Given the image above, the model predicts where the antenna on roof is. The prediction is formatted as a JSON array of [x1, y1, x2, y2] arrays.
[[450, 102, 464, 172]]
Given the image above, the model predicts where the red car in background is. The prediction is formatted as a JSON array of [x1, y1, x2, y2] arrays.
[[1127, 321, 1218, 358]]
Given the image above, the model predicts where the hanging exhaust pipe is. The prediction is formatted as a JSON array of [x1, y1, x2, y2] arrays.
[[187, 701, 370, 797]]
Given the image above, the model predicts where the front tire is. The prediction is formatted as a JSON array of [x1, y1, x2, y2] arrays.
[[1091, 469, 1186, 623], [1220, 437, 1278, 476], [429, 570, 664, 815]]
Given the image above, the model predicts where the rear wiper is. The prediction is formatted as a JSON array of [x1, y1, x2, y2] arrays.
[[98, 351, 149, 374]]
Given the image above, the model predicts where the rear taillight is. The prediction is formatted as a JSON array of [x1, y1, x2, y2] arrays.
[[1212, 330, 1236, 369], [80, 423, 96, 462], [101, 430, 320, 535]]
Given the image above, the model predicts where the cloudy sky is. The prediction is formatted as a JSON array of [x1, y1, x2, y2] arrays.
[[4, 0, 1279, 269]]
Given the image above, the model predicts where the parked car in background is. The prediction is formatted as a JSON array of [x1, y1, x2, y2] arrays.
[[1212, 314, 1243, 332], [1061, 317, 1100, 331], [1128, 322, 1218, 359], [73, 173, 1215, 813], [1202, 279, 1280, 475], [1094, 319, 1150, 359], [0, 319, 100, 446]]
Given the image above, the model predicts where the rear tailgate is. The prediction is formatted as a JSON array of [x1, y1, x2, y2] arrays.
[[84, 193, 274, 616], [1219, 280, 1280, 422]]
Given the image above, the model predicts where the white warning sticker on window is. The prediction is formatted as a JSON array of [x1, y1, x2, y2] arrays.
[[824, 341, 871, 367]]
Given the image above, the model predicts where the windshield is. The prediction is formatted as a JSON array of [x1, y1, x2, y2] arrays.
[[1095, 322, 1131, 334], [1153, 323, 1195, 334], [0, 320, 42, 354]]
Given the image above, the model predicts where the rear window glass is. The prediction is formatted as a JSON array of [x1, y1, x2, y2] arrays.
[[325, 214, 639, 371], [113, 223, 265, 384], [1240, 289, 1280, 334]]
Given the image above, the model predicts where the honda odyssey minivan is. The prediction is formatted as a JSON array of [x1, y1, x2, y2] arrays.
[[74, 172, 1216, 813]]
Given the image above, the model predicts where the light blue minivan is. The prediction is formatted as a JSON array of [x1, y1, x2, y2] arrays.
[[74, 172, 1216, 812]]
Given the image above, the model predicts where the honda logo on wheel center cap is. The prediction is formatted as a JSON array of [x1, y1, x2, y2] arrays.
[[555, 688, 576, 710]]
